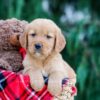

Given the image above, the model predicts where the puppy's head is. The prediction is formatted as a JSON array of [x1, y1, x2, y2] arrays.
[[20, 19, 66, 60]]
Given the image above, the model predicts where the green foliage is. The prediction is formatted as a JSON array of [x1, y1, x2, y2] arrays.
[[66, 21, 100, 100], [0, 0, 100, 100], [77, 56, 89, 92]]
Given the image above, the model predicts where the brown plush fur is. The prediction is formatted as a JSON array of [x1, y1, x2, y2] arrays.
[[20, 19, 76, 96], [0, 18, 28, 72]]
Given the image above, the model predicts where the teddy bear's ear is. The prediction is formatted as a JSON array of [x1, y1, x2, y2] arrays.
[[10, 33, 21, 47], [54, 28, 66, 53], [19, 25, 29, 49]]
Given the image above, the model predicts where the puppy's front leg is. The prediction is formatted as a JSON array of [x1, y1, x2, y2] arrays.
[[28, 69, 44, 91], [48, 72, 64, 96]]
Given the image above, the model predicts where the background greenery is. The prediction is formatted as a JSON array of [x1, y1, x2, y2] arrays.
[[0, 0, 100, 100]]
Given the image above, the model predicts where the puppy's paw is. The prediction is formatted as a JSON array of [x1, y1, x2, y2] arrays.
[[48, 79, 62, 96], [30, 77, 44, 91]]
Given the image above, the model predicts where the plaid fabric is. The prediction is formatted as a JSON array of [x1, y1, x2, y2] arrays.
[[0, 68, 53, 100], [0, 48, 77, 100]]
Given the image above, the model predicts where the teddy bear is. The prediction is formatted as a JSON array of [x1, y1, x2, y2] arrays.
[[0, 18, 28, 72]]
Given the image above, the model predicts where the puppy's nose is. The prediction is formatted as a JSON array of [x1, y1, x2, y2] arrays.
[[35, 43, 42, 49]]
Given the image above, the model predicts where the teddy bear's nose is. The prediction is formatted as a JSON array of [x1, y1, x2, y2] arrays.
[[35, 43, 42, 50]]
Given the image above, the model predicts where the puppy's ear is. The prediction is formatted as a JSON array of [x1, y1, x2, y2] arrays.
[[55, 28, 66, 53], [19, 25, 29, 49], [10, 33, 21, 47]]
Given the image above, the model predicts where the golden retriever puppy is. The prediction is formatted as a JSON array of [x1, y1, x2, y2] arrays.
[[20, 18, 76, 96]]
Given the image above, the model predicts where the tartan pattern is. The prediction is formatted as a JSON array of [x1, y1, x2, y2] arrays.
[[0, 69, 53, 100]]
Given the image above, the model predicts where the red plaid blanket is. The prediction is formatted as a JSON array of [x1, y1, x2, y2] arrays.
[[0, 69, 53, 100], [0, 48, 77, 100]]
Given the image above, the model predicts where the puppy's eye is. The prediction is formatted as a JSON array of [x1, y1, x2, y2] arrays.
[[31, 33, 36, 37], [46, 35, 52, 39]]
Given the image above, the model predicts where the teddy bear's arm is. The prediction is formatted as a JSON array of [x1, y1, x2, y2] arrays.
[[0, 59, 12, 71]]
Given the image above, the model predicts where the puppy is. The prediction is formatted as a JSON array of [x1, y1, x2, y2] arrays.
[[20, 18, 76, 96]]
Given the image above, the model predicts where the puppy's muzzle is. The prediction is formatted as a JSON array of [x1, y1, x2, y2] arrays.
[[35, 43, 42, 50]]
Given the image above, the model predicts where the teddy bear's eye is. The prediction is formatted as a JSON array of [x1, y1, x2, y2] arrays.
[[46, 35, 52, 39], [31, 33, 36, 37]]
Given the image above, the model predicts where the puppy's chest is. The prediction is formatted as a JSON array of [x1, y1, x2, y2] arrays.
[[41, 68, 48, 77], [23, 57, 48, 76]]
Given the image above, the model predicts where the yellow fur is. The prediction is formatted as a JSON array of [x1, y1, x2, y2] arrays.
[[20, 19, 76, 96]]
